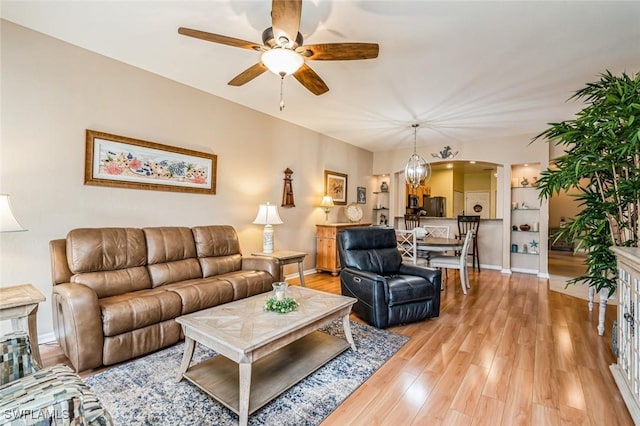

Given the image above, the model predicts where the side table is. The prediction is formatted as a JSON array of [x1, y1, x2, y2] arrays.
[[0, 283, 46, 367], [251, 250, 307, 287]]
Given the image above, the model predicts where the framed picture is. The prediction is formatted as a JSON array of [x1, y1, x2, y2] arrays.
[[85, 129, 217, 194], [357, 186, 366, 204], [324, 170, 348, 205]]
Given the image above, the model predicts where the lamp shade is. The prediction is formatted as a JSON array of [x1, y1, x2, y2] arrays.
[[261, 48, 304, 76], [320, 195, 334, 208], [252, 203, 284, 225], [0, 194, 26, 232]]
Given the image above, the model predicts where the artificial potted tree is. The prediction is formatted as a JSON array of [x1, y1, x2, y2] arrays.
[[534, 70, 640, 297]]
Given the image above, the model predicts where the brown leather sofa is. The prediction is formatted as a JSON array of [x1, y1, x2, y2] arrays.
[[49, 225, 280, 372]]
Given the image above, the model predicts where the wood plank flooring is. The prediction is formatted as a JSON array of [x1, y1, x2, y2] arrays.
[[40, 270, 633, 425]]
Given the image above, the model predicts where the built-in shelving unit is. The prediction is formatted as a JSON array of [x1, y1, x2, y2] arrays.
[[510, 164, 541, 274], [372, 177, 390, 225]]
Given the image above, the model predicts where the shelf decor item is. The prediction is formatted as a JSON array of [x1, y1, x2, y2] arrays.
[[380, 181, 389, 192], [519, 224, 530, 231]]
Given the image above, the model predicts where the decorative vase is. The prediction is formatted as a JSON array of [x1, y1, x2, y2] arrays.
[[521, 177, 529, 187], [272, 282, 288, 301], [380, 181, 388, 192]]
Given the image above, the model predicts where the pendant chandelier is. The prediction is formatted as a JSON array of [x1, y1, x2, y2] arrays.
[[405, 124, 431, 189]]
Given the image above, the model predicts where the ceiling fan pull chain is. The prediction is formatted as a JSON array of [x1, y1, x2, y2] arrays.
[[279, 72, 286, 111]]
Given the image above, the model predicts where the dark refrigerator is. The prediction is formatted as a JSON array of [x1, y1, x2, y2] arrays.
[[423, 196, 446, 217]]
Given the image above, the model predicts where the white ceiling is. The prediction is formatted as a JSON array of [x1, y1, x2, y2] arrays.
[[2, 1, 639, 153]]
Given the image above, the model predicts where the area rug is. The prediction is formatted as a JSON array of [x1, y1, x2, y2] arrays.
[[85, 320, 408, 425]]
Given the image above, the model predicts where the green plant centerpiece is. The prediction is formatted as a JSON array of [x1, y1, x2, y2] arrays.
[[264, 282, 298, 313], [264, 296, 299, 314], [533, 70, 640, 296]]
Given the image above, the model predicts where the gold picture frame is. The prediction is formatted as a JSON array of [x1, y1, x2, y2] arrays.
[[324, 170, 348, 205], [85, 129, 217, 194]]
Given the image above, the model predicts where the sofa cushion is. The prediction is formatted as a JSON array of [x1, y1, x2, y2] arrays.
[[217, 270, 274, 300], [162, 278, 234, 314], [66, 228, 147, 273], [71, 266, 151, 299], [99, 288, 183, 336], [192, 226, 242, 276], [143, 227, 202, 287], [66, 228, 150, 298]]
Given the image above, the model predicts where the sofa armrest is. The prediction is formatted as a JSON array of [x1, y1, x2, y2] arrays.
[[52, 283, 103, 372], [241, 257, 281, 282]]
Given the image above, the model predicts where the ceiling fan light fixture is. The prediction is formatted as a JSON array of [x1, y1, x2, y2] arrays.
[[261, 48, 304, 76], [404, 124, 431, 189]]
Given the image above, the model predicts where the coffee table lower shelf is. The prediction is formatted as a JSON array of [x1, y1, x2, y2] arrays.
[[183, 330, 350, 415]]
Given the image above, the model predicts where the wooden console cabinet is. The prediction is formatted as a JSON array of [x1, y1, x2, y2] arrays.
[[611, 247, 640, 424], [316, 223, 371, 276]]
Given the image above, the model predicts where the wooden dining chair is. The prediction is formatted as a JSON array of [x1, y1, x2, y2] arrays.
[[457, 215, 480, 271], [428, 231, 473, 294], [404, 214, 421, 230]]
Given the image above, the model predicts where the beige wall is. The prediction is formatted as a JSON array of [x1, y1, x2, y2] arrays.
[[0, 21, 373, 339]]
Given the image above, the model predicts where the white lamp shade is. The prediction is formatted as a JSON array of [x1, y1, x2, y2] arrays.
[[252, 203, 284, 225], [0, 194, 26, 232], [261, 48, 304, 76], [320, 195, 334, 208]]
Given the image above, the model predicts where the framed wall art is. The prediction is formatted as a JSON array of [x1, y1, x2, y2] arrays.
[[324, 170, 347, 205], [85, 129, 217, 194], [357, 186, 366, 204]]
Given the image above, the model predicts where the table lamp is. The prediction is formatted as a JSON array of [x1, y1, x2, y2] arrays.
[[0, 194, 26, 232], [253, 202, 283, 254], [320, 195, 334, 224]]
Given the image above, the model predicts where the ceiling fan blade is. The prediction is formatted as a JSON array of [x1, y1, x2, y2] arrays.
[[271, 0, 302, 46], [178, 27, 265, 51], [297, 43, 380, 60], [228, 62, 268, 86], [293, 64, 329, 96]]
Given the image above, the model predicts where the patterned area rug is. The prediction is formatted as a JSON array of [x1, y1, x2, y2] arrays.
[[85, 320, 408, 425]]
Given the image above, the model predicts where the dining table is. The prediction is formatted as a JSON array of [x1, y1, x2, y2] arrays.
[[416, 236, 464, 253]]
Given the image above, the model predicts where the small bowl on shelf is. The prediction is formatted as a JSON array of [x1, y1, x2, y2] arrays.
[[519, 224, 531, 231]]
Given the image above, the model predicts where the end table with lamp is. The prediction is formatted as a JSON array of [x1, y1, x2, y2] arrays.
[[251, 250, 307, 287], [0, 196, 46, 366]]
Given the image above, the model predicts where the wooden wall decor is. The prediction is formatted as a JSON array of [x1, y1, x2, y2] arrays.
[[281, 168, 295, 207]]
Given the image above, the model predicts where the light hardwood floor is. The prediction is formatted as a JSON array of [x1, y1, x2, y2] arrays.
[[40, 270, 632, 425]]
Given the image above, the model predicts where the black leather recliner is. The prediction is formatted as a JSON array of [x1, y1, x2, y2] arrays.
[[337, 226, 441, 328]]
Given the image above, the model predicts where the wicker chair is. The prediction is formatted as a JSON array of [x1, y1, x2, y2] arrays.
[[0, 331, 113, 426]]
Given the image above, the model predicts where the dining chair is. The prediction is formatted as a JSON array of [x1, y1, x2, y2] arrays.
[[396, 229, 418, 265], [419, 225, 451, 262], [404, 214, 421, 230], [428, 231, 473, 294], [457, 215, 480, 271], [424, 225, 449, 238]]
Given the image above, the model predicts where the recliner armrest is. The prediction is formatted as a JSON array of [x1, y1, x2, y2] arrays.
[[398, 264, 441, 284]]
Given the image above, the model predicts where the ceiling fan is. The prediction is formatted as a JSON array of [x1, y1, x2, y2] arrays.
[[178, 0, 379, 99]]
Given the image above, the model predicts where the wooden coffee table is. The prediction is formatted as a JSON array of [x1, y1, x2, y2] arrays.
[[175, 286, 357, 426]]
